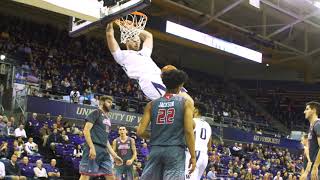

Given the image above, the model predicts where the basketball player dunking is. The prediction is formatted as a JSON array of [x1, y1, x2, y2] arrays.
[[112, 126, 137, 180], [106, 22, 193, 104], [136, 69, 196, 180], [185, 102, 212, 180]]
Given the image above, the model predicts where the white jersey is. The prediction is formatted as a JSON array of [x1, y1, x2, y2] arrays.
[[111, 47, 162, 82], [111, 47, 188, 100], [185, 117, 211, 180], [194, 117, 212, 152]]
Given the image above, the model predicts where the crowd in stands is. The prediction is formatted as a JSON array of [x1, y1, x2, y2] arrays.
[[0, 14, 277, 134], [206, 142, 303, 180], [0, 111, 306, 179], [0, 113, 63, 179]]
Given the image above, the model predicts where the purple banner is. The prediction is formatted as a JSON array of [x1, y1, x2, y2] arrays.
[[26, 96, 142, 126]]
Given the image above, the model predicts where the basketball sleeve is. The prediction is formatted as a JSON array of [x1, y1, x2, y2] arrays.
[[314, 122, 320, 137], [111, 49, 125, 63], [139, 47, 152, 57], [85, 110, 99, 124]]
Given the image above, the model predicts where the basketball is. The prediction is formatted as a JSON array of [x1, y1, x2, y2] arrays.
[[161, 65, 177, 73]]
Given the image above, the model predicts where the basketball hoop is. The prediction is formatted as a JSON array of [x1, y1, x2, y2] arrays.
[[115, 11, 147, 44]]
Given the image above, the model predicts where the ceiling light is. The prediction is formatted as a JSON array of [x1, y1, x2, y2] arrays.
[[0, 55, 5, 61]]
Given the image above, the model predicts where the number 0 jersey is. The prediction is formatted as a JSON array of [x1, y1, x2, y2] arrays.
[[194, 117, 212, 153], [150, 94, 186, 146]]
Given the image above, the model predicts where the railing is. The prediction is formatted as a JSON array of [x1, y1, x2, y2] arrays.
[[14, 87, 27, 114]]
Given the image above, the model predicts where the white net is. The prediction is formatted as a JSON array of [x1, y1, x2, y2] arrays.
[[115, 12, 147, 43]]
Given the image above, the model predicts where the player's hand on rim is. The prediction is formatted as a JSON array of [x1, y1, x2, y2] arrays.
[[188, 157, 196, 174], [106, 21, 116, 32]]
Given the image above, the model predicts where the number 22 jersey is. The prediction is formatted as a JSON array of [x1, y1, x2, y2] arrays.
[[150, 94, 186, 146]]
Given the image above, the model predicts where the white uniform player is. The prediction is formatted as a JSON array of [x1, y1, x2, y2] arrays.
[[186, 103, 212, 180], [106, 22, 193, 103], [111, 47, 165, 100]]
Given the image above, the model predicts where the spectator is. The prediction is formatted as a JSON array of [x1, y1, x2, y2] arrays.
[[135, 161, 143, 176], [55, 115, 64, 132], [24, 137, 39, 156], [0, 142, 8, 159], [39, 122, 51, 147], [0, 161, 4, 179], [28, 113, 40, 128], [13, 140, 24, 158], [140, 143, 149, 159], [245, 168, 253, 180], [256, 128, 263, 135], [61, 130, 69, 143], [20, 156, 34, 178], [42, 91, 51, 99], [46, 159, 60, 180], [73, 144, 82, 158], [232, 143, 241, 157], [0, 116, 6, 136], [44, 113, 54, 128], [120, 98, 128, 111], [61, 77, 71, 93], [90, 95, 99, 106], [5, 121, 15, 137], [206, 166, 216, 180], [45, 79, 52, 91], [82, 92, 91, 105], [73, 131, 85, 145], [5, 154, 26, 180], [70, 124, 81, 135], [14, 124, 27, 138], [33, 160, 47, 179], [273, 171, 283, 180], [47, 129, 62, 151], [69, 87, 80, 103], [17, 137, 25, 147], [8, 116, 16, 128]]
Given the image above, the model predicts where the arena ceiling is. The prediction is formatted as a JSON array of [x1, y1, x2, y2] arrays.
[[149, 0, 320, 79]]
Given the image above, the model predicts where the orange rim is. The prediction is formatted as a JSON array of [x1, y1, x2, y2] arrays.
[[131, 11, 147, 18], [114, 11, 147, 26]]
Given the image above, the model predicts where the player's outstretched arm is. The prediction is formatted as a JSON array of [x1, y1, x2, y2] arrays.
[[106, 22, 120, 53], [137, 102, 152, 139], [139, 30, 153, 50], [184, 99, 196, 174]]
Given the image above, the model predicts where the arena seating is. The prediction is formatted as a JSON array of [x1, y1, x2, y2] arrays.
[[236, 79, 320, 131]]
